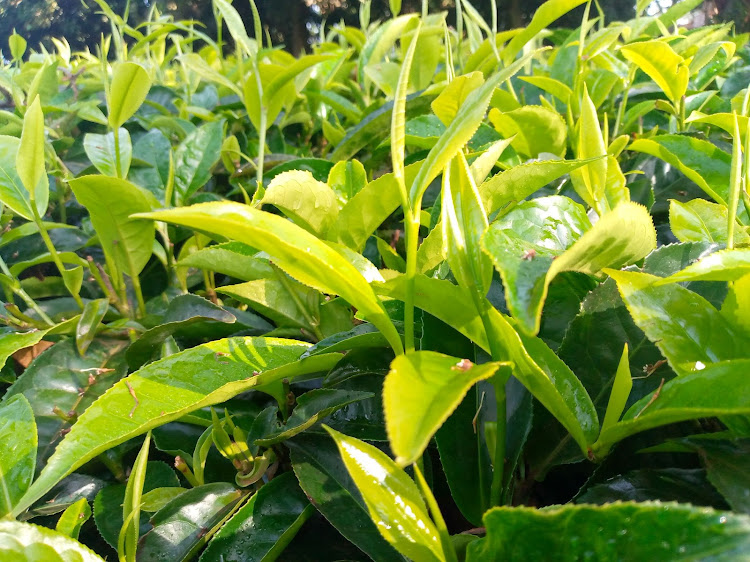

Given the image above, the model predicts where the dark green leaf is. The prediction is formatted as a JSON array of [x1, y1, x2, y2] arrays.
[[0, 395, 36, 517]]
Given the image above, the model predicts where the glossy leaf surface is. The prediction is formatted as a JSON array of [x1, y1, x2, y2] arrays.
[[0, 395, 36, 517]]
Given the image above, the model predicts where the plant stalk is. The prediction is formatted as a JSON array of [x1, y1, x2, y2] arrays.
[[403, 209, 421, 352]]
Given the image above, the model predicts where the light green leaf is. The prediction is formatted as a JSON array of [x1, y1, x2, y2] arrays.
[[595, 359, 750, 456], [375, 274, 598, 454], [17, 96, 46, 204], [518, 75, 572, 104], [0, 135, 48, 220], [669, 199, 750, 245], [629, 135, 731, 205], [478, 158, 592, 216], [502, 0, 587, 65], [108, 62, 152, 129], [213, 0, 256, 57], [621, 40, 689, 104], [138, 202, 403, 354], [327, 159, 367, 203], [483, 200, 656, 335], [660, 249, 750, 284], [431, 72, 485, 126], [120, 432, 150, 562], [11, 337, 341, 516], [68, 176, 155, 280], [0, 330, 48, 370], [0, 520, 104, 561], [384, 351, 503, 467], [442, 152, 492, 294], [324, 427, 446, 562], [177, 53, 243, 97], [570, 85, 608, 212], [83, 129, 132, 178], [606, 269, 750, 375], [75, 298, 108, 356], [55, 498, 91, 540], [488, 105, 567, 159], [409, 49, 541, 207], [0, 395, 36, 518], [261, 170, 341, 236], [468, 502, 750, 560], [600, 344, 633, 434]]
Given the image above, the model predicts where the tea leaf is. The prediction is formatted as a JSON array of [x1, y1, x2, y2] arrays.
[[108, 62, 152, 129], [0, 521, 104, 561], [384, 351, 503, 466], [600, 344, 633, 433], [0, 395, 36, 518], [174, 120, 224, 205], [12, 338, 340, 516], [467, 502, 750, 560], [670, 199, 750, 245], [55, 497, 91, 540], [324, 426, 446, 562], [0, 135, 48, 220], [483, 200, 655, 335], [83, 129, 132, 178], [201, 473, 313, 562], [621, 40, 689, 104], [660, 248, 750, 283], [17, 96, 46, 204], [138, 202, 403, 354]]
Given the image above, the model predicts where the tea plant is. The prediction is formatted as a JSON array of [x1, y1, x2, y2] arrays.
[[1, 0, 750, 559]]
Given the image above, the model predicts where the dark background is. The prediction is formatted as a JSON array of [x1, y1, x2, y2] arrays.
[[1, 0, 748, 57]]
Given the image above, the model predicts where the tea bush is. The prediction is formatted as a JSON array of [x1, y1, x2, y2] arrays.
[[1, 0, 750, 559]]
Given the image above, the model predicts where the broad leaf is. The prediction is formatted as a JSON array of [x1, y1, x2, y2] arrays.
[[375, 274, 599, 459], [174, 120, 223, 205], [138, 483, 244, 561], [660, 248, 750, 283], [670, 199, 750, 245], [0, 330, 48, 370], [467, 502, 750, 560], [177, 242, 274, 281], [0, 521, 104, 561], [137, 202, 403, 354], [261, 170, 341, 236], [629, 136, 731, 205], [606, 269, 750, 374], [75, 298, 108, 356], [108, 62, 152, 129], [288, 433, 402, 561], [483, 199, 656, 335], [324, 427, 446, 562], [488, 106, 567, 159], [384, 351, 502, 467], [68, 176, 155, 280], [0, 395, 36, 517], [594, 359, 750, 456], [621, 41, 689, 104], [200, 473, 313, 562], [0, 135, 48, 220], [55, 497, 91, 540], [431, 72, 484, 126], [12, 337, 341, 516], [83, 129, 132, 178]]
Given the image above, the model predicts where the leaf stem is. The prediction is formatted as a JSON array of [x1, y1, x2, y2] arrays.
[[113, 126, 122, 179], [413, 463, 459, 562], [403, 210, 421, 352], [0, 254, 54, 325], [31, 205, 84, 309]]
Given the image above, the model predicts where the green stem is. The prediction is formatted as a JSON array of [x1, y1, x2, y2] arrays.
[[273, 266, 324, 341], [471, 291, 507, 506], [403, 210, 421, 353], [613, 67, 636, 138], [113, 126, 122, 179], [130, 271, 147, 318], [31, 205, 84, 309], [413, 464, 459, 562], [0, 254, 54, 325]]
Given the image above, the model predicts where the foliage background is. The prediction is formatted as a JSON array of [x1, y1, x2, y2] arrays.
[[2, 0, 748, 57]]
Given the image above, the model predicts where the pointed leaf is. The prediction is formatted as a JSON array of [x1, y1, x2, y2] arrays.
[[600, 344, 633, 433], [324, 427, 446, 562], [670, 199, 750, 246], [17, 96, 46, 203], [200, 472, 313, 562], [660, 248, 750, 283], [137, 202, 403, 354], [606, 269, 750, 374], [174, 120, 224, 204], [0, 395, 36, 517], [55, 497, 91, 540], [0, 521, 104, 561], [11, 337, 341, 516], [0, 135, 48, 220], [488, 105, 567, 159], [69, 176, 155, 279], [75, 299, 108, 356], [385, 351, 503, 467], [595, 359, 750, 455], [431, 72, 485, 126], [621, 40, 689, 104], [483, 200, 656, 335], [83, 129, 132, 178], [108, 62, 152, 129]]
